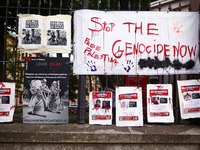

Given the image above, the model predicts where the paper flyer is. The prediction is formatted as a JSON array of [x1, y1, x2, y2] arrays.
[[45, 15, 71, 52], [18, 14, 44, 52], [89, 91, 112, 125], [147, 84, 174, 123], [116, 86, 143, 126], [0, 82, 15, 122], [177, 80, 200, 119], [18, 14, 71, 53], [23, 57, 70, 124]]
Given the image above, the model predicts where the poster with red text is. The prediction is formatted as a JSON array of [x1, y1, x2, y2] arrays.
[[116, 87, 143, 126], [74, 10, 199, 75], [147, 84, 174, 123], [177, 80, 200, 119], [89, 92, 112, 125], [0, 82, 15, 122]]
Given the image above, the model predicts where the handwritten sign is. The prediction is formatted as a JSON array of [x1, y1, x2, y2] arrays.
[[73, 10, 199, 75]]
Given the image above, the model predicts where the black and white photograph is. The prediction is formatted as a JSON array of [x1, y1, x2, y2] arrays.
[[102, 101, 110, 109], [129, 101, 137, 107], [47, 27, 67, 45], [160, 98, 168, 104], [22, 28, 41, 44], [2, 96, 10, 104], [192, 93, 200, 99], [23, 57, 70, 124]]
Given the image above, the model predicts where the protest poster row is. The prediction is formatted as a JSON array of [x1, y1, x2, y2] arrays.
[[1, 76, 200, 124], [90, 80, 200, 126], [2, 10, 199, 123]]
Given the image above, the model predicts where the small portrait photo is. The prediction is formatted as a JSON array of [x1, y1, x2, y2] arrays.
[[2, 96, 10, 104], [94, 99, 101, 108], [31, 29, 41, 44], [102, 101, 110, 109], [183, 93, 192, 101], [120, 101, 127, 108], [47, 30, 67, 46], [22, 29, 32, 44], [151, 97, 159, 105], [129, 101, 137, 107], [160, 98, 168, 104], [192, 93, 200, 99]]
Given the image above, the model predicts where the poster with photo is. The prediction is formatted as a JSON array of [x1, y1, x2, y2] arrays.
[[0, 82, 15, 122], [147, 84, 174, 123], [18, 14, 44, 52], [23, 57, 70, 124], [116, 86, 143, 126], [18, 14, 71, 53], [89, 92, 112, 125], [45, 15, 71, 52], [177, 80, 200, 119]]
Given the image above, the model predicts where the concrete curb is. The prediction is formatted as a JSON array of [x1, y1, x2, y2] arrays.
[[0, 124, 200, 144]]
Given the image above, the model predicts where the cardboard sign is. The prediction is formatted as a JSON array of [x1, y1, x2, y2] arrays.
[[177, 80, 200, 119], [74, 10, 199, 75], [147, 84, 174, 123], [116, 86, 143, 126], [0, 82, 15, 122], [18, 14, 71, 53], [23, 57, 70, 124], [89, 91, 112, 125]]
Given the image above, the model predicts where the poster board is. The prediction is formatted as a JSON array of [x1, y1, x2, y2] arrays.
[[74, 10, 199, 75], [89, 91, 112, 125], [0, 82, 15, 122], [23, 57, 70, 124], [18, 14, 71, 53], [147, 84, 174, 123], [116, 86, 143, 126], [177, 80, 200, 119]]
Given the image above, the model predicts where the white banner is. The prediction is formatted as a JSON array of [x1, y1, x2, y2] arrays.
[[147, 84, 174, 123], [177, 80, 200, 119], [74, 10, 199, 75], [115, 86, 143, 126], [18, 14, 71, 53]]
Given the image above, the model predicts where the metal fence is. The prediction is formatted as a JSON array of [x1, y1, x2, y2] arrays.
[[0, 0, 199, 124]]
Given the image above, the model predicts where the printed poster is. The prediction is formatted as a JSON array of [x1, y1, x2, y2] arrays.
[[0, 82, 15, 122], [23, 57, 70, 124], [89, 92, 112, 125], [116, 86, 143, 126], [74, 10, 199, 75], [177, 80, 200, 119], [147, 84, 174, 123], [18, 14, 71, 53]]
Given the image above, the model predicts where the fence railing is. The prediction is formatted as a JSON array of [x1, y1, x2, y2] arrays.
[[0, 0, 199, 124]]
